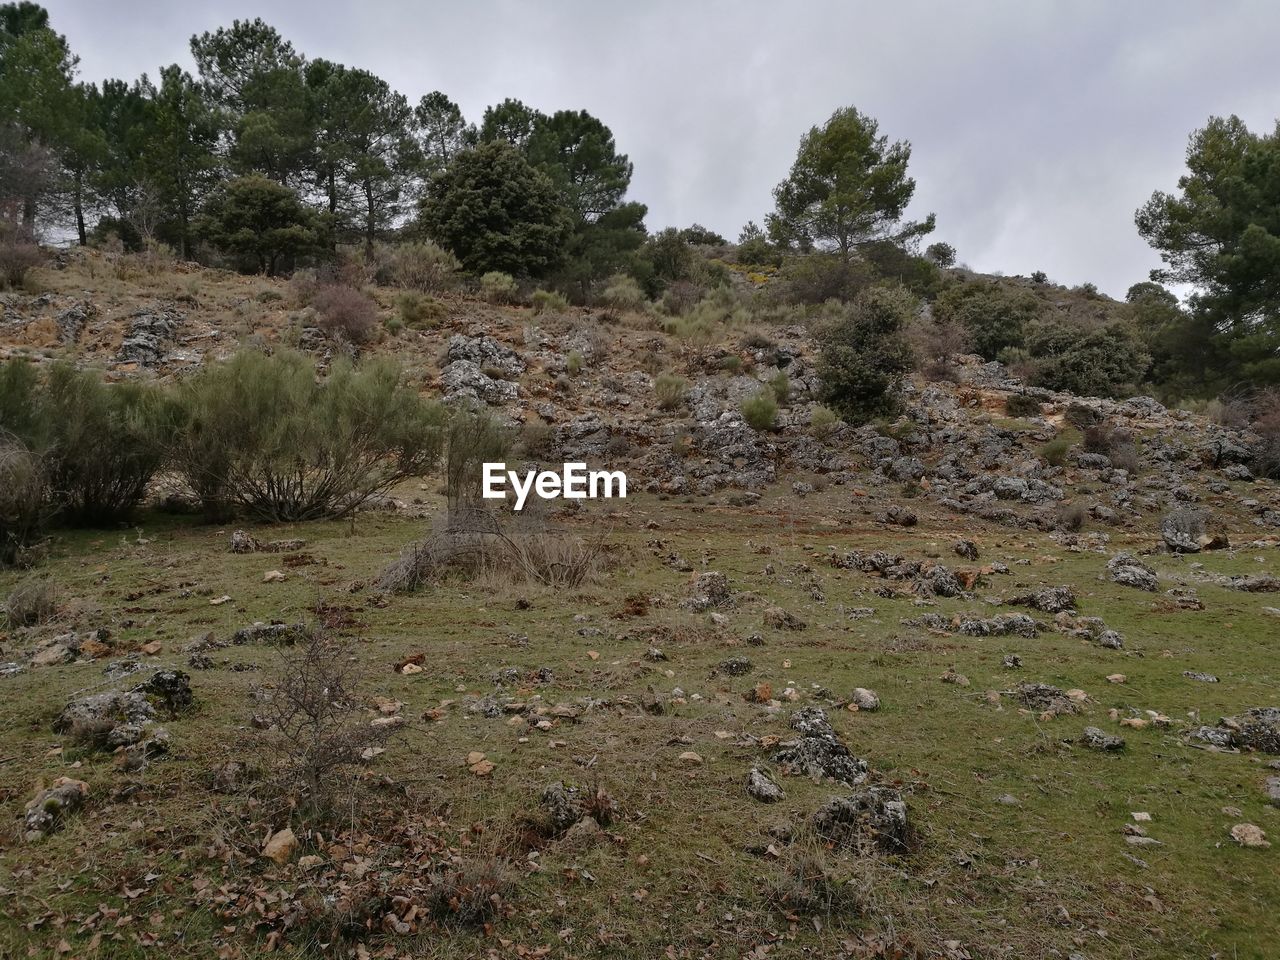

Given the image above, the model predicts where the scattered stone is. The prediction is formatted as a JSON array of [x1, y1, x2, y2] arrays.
[[1265, 776, 1280, 808], [880, 505, 917, 527], [1230, 823, 1270, 849], [1015, 683, 1080, 716], [773, 707, 868, 786], [763, 606, 806, 630], [1106, 553, 1159, 592], [1002, 654, 1023, 669], [262, 826, 298, 864], [678, 751, 703, 765], [1183, 671, 1220, 683], [23, 777, 89, 841], [940, 667, 970, 686], [688, 571, 731, 610], [717, 656, 753, 677], [954, 539, 979, 561], [848, 687, 880, 711], [1008, 585, 1076, 614], [132, 670, 193, 715], [1081, 726, 1126, 751], [747, 766, 785, 803]]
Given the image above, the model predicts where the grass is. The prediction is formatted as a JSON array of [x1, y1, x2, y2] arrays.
[[0, 479, 1277, 959]]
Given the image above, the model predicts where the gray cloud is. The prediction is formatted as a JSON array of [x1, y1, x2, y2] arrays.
[[44, 0, 1280, 297]]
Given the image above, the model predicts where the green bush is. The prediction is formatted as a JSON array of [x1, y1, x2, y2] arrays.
[[0, 436, 46, 567], [1004, 393, 1043, 418], [775, 254, 874, 305], [388, 241, 461, 292], [174, 350, 447, 522], [481, 271, 518, 304], [815, 285, 917, 424], [663, 287, 748, 344], [808, 405, 840, 439], [718, 355, 743, 374], [769, 371, 790, 404], [934, 279, 1040, 360], [601, 273, 646, 311], [654, 373, 688, 411], [0, 361, 179, 525], [1039, 435, 1074, 466], [532, 289, 569, 314], [396, 291, 447, 328], [1027, 325, 1151, 399], [565, 351, 583, 376], [741, 389, 778, 431]]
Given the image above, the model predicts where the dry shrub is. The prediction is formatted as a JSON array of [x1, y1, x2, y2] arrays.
[[5, 576, 58, 627], [0, 435, 47, 567], [1004, 393, 1043, 418], [908, 316, 970, 380], [1083, 423, 1140, 470], [387, 240, 460, 292], [764, 841, 875, 919], [1056, 501, 1087, 532], [251, 630, 399, 822], [311, 284, 379, 344], [378, 507, 610, 593], [421, 856, 515, 928], [0, 239, 42, 289]]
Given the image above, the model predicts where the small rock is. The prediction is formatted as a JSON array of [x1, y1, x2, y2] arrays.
[[1230, 823, 1270, 848], [678, 751, 703, 765], [848, 687, 880, 711], [1081, 726, 1125, 751], [262, 826, 298, 864], [746, 766, 785, 803]]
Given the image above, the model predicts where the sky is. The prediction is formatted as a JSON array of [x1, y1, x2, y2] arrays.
[[41, 0, 1280, 298]]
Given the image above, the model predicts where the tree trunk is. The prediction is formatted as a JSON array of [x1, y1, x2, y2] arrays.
[[73, 168, 87, 246]]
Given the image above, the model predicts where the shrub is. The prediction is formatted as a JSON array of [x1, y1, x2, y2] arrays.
[[532, 289, 569, 315], [809, 405, 839, 439], [0, 362, 178, 525], [1083, 423, 1141, 471], [194, 175, 322, 276], [444, 410, 513, 510], [1004, 393, 1043, 418], [0, 239, 42, 289], [741, 389, 778, 431], [1027, 325, 1151, 399], [0, 436, 46, 567], [601, 273, 646, 311], [252, 631, 399, 822], [1056, 501, 1087, 531], [769, 371, 790, 404], [174, 350, 446, 522], [718, 355, 743, 374], [396, 291, 446, 328], [654, 373, 688, 411], [565, 351, 583, 376], [934, 280, 1040, 360], [815, 285, 917, 424], [1248, 389, 1280, 479], [481, 271, 518, 304], [1039, 435, 1074, 466], [775, 254, 874, 305], [663, 287, 748, 344], [5, 576, 58, 627], [311, 285, 379, 344], [907, 315, 971, 379], [388, 241, 461, 292]]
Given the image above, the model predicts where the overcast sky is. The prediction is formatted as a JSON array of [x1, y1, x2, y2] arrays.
[[42, 0, 1280, 297]]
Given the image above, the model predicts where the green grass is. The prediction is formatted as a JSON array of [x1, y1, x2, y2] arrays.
[[0, 485, 1277, 958]]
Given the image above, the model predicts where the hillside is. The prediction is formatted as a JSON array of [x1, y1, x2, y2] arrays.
[[1, 248, 1278, 960]]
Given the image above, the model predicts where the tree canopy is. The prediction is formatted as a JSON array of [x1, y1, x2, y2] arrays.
[[767, 106, 934, 261]]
